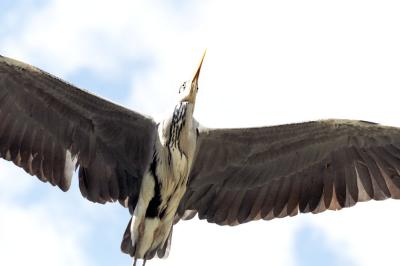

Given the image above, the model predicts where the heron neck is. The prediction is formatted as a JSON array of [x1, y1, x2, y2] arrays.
[[184, 103, 195, 126], [167, 102, 194, 148]]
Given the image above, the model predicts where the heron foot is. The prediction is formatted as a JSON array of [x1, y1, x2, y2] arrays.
[[132, 258, 147, 266]]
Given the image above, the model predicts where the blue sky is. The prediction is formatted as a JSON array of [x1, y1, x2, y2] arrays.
[[1, 1, 400, 266]]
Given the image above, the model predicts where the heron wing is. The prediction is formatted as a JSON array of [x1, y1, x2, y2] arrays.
[[0, 55, 157, 209], [177, 119, 400, 225]]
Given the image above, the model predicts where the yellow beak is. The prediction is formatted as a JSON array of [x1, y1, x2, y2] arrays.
[[192, 49, 207, 85], [185, 50, 206, 103]]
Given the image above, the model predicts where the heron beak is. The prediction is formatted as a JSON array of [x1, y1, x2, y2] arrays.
[[192, 50, 206, 85], [188, 50, 206, 102]]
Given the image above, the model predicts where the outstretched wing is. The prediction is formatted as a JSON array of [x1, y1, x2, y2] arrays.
[[0, 55, 157, 209], [177, 120, 400, 225]]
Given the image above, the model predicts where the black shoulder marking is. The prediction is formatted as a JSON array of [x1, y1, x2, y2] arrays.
[[146, 153, 162, 218], [159, 207, 166, 219]]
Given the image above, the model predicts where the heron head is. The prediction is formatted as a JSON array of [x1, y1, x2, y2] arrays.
[[179, 51, 206, 104]]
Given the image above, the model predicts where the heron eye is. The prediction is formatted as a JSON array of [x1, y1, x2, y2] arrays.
[[179, 82, 186, 94]]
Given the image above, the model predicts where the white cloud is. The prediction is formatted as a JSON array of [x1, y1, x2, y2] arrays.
[[306, 200, 400, 266], [1, 0, 400, 266], [0, 161, 34, 201], [0, 162, 92, 266], [0, 204, 89, 266], [153, 217, 300, 266]]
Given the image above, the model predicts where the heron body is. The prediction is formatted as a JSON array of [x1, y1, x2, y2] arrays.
[[3, 53, 400, 265], [127, 100, 198, 262]]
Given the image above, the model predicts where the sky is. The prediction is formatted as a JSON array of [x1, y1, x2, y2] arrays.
[[1, 1, 400, 266]]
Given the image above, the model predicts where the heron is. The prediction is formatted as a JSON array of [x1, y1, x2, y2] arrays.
[[1, 52, 400, 265]]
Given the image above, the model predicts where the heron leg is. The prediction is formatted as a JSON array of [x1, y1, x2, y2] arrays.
[[132, 258, 137, 266], [142, 259, 147, 266]]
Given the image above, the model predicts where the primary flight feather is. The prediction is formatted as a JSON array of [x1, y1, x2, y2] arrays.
[[1, 53, 400, 265]]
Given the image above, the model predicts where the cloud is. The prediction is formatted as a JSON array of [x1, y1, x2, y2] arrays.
[[306, 200, 400, 266], [1, 0, 400, 266], [0, 162, 92, 266], [0, 161, 34, 201], [0, 204, 89, 266], [152, 217, 299, 266], [293, 224, 354, 266]]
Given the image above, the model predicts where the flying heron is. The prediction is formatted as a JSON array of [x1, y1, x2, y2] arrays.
[[1, 52, 400, 265]]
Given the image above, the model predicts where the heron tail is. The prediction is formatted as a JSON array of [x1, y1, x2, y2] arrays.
[[156, 227, 173, 258], [121, 217, 173, 259], [121, 217, 135, 256]]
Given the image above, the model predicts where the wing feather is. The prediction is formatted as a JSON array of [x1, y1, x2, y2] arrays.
[[307, 166, 324, 212], [0, 55, 157, 207], [237, 189, 258, 223], [261, 179, 279, 219], [178, 120, 400, 225], [274, 176, 293, 217]]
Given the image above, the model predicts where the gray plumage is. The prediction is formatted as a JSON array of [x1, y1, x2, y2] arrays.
[[0, 55, 156, 209], [179, 120, 400, 225], [2, 53, 400, 264]]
